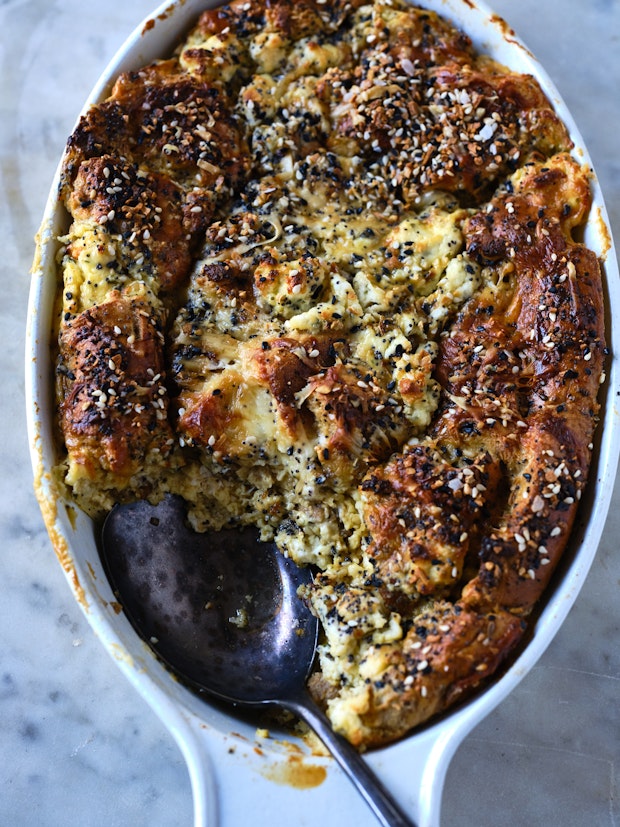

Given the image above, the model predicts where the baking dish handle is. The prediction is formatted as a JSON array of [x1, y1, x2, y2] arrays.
[[364, 724, 466, 827], [175, 705, 464, 827]]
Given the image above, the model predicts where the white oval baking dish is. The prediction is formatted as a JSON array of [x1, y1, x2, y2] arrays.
[[25, 1, 620, 825]]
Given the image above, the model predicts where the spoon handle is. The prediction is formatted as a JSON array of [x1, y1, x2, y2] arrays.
[[285, 693, 418, 827]]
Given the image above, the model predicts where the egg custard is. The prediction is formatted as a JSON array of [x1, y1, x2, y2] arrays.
[[54, 0, 604, 748]]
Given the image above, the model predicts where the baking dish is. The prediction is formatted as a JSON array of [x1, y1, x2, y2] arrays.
[[26, 1, 620, 825]]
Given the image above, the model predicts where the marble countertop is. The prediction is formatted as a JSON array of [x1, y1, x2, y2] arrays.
[[1, 1, 619, 825]]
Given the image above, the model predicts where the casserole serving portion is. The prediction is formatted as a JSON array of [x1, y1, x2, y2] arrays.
[[50, 0, 606, 753]]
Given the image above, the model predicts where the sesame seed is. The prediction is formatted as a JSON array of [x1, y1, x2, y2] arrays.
[[401, 58, 415, 76]]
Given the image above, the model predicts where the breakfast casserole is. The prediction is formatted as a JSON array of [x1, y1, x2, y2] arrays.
[[53, 0, 605, 749]]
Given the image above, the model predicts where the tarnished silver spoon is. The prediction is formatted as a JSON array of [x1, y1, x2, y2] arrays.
[[101, 494, 416, 827]]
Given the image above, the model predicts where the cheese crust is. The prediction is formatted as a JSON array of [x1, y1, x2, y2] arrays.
[[54, 0, 604, 749]]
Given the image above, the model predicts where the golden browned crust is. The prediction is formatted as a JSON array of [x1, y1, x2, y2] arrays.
[[68, 155, 191, 294], [196, 0, 369, 41], [320, 12, 570, 203], [361, 445, 502, 602], [56, 42, 252, 502], [54, 0, 605, 750], [310, 598, 524, 748], [437, 154, 604, 615], [62, 58, 249, 235], [58, 291, 174, 487]]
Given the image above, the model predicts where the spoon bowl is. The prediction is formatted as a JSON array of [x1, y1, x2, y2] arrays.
[[101, 495, 317, 703], [101, 495, 416, 827]]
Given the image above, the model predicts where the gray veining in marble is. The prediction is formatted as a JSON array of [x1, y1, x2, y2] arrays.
[[1, 1, 619, 825]]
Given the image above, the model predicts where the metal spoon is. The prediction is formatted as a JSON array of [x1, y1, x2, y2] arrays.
[[101, 495, 417, 827]]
